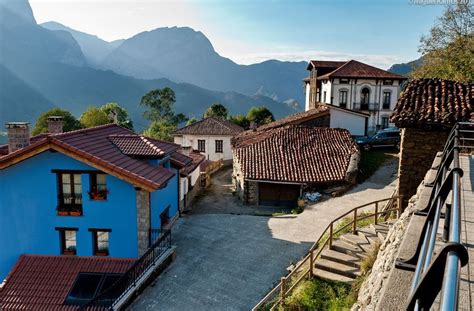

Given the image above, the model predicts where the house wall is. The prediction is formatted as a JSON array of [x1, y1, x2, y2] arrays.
[[0, 151, 138, 280], [321, 80, 332, 104], [305, 82, 311, 111], [329, 109, 367, 136], [174, 134, 234, 163], [398, 127, 449, 208], [150, 168, 179, 230]]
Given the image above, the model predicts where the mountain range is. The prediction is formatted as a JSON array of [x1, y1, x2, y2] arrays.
[[0, 0, 304, 131]]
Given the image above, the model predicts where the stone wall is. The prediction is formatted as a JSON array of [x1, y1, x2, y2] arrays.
[[232, 152, 259, 205], [398, 127, 448, 208], [301, 114, 330, 128], [246, 180, 259, 206], [136, 189, 150, 256]]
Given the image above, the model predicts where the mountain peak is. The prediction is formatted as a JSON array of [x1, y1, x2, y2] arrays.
[[0, 0, 36, 25]]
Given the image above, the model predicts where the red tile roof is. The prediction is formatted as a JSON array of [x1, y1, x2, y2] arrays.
[[307, 60, 347, 70], [179, 150, 206, 176], [173, 117, 244, 136], [109, 135, 172, 157], [170, 150, 193, 168], [233, 126, 358, 184], [0, 255, 134, 311], [0, 124, 177, 190], [391, 79, 473, 129], [256, 105, 330, 131], [317, 60, 406, 80]]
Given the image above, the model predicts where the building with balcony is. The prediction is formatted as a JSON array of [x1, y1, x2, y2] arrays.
[[0, 118, 193, 284], [304, 59, 407, 133]]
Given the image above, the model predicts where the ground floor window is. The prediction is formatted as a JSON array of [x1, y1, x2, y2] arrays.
[[381, 116, 389, 129], [90, 229, 111, 256], [56, 227, 78, 255], [160, 206, 171, 228]]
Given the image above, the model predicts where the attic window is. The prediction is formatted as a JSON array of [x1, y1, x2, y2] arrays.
[[65, 273, 122, 306], [340, 78, 349, 84], [383, 80, 393, 85]]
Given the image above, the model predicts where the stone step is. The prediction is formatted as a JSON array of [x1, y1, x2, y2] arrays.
[[320, 249, 361, 268], [340, 232, 372, 248], [370, 224, 389, 240], [357, 228, 381, 245], [313, 267, 355, 283], [331, 240, 367, 259], [314, 258, 361, 279]]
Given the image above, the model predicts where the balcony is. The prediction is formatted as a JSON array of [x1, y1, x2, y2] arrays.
[[353, 102, 379, 112], [57, 193, 83, 216]]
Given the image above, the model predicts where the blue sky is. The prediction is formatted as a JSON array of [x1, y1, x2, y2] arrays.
[[29, 0, 446, 68]]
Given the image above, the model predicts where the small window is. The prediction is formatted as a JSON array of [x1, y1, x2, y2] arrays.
[[339, 90, 348, 108], [381, 117, 390, 129], [215, 140, 223, 153], [57, 172, 83, 215], [160, 206, 170, 228], [90, 229, 110, 256], [340, 78, 349, 84], [57, 228, 77, 255], [89, 173, 107, 200], [382, 92, 391, 110], [323, 91, 327, 103], [383, 80, 393, 85], [198, 140, 205, 152]]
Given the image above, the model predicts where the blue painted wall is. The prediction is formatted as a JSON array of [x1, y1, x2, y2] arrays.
[[150, 167, 179, 229], [0, 150, 178, 280]]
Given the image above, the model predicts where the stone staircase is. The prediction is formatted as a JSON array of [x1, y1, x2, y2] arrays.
[[313, 223, 391, 282]]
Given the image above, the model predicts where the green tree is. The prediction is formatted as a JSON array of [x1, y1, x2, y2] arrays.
[[229, 114, 250, 129], [247, 106, 275, 126], [187, 118, 198, 126], [32, 108, 82, 135], [100, 102, 134, 130], [203, 103, 229, 119], [80, 106, 110, 128], [411, 3, 474, 82], [140, 87, 177, 122], [140, 88, 188, 141]]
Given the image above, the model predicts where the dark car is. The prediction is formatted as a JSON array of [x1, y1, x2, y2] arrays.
[[355, 128, 400, 151]]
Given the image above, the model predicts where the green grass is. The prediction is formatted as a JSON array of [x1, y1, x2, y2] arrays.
[[357, 151, 391, 182]]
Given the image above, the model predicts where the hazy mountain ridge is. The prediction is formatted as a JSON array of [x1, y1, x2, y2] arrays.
[[0, 0, 296, 130], [388, 57, 423, 76]]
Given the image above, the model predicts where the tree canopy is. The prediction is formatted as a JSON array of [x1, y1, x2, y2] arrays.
[[228, 114, 250, 129], [411, 3, 473, 82], [32, 108, 82, 135], [247, 106, 275, 126], [79, 106, 110, 128], [187, 118, 198, 126], [203, 103, 229, 119], [101, 102, 134, 130]]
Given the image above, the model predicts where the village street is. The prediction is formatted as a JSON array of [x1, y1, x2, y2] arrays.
[[130, 155, 399, 311]]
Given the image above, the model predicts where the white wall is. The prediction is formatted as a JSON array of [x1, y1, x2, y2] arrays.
[[321, 80, 332, 104], [179, 165, 201, 201], [329, 108, 367, 136], [304, 82, 310, 111], [174, 134, 234, 161]]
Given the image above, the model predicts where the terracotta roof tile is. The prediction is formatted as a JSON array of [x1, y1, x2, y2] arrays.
[[173, 117, 244, 136], [0, 255, 134, 311], [307, 60, 347, 70], [256, 105, 330, 131], [233, 126, 358, 184], [318, 60, 406, 80], [0, 124, 176, 190], [179, 150, 206, 176], [170, 151, 193, 168], [391, 79, 473, 129]]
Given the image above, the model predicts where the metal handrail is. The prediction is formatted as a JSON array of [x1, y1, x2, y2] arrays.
[[253, 194, 403, 311], [400, 122, 473, 310], [80, 229, 172, 310]]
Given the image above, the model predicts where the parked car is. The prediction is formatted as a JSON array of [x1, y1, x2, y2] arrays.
[[355, 128, 400, 151]]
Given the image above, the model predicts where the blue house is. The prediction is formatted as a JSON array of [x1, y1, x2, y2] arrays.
[[0, 118, 192, 282]]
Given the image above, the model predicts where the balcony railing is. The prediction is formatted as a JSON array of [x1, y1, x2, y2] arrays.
[[149, 228, 169, 247], [57, 193, 83, 216], [353, 102, 379, 111], [396, 122, 474, 310]]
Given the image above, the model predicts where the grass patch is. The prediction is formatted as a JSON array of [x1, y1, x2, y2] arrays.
[[283, 278, 355, 311], [357, 151, 391, 182]]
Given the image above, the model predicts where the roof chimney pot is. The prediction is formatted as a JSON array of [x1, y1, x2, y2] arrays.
[[5, 122, 30, 153], [47, 116, 64, 134]]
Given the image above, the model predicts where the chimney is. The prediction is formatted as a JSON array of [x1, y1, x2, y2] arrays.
[[180, 146, 193, 157], [47, 116, 64, 134], [250, 121, 257, 131], [6, 122, 30, 153]]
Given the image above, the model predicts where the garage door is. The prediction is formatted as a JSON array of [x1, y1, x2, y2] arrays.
[[258, 183, 301, 207]]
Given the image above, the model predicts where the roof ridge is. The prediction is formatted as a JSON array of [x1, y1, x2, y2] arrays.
[[53, 123, 120, 138], [320, 59, 353, 78], [139, 136, 165, 155]]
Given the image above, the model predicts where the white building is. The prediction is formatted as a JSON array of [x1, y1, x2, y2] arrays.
[[304, 60, 406, 133], [172, 117, 244, 165]]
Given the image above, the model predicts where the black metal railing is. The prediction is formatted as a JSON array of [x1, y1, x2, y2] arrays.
[[396, 122, 474, 310], [149, 228, 168, 247], [80, 229, 172, 310]]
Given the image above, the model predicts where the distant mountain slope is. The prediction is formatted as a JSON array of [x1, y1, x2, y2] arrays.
[[50, 24, 308, 105], [388, 57, 423, 76], [41, 21, 118, 67], [0, 0, 295, 131]]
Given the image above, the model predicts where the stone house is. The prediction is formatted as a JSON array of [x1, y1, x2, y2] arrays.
[[232, 125, 359, 207], [304, 59, 407, 133], [390, 78, 473, 207], [172, 117, 244, 165]]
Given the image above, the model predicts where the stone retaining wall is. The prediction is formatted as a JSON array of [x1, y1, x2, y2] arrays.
[[398, 128, 448, 208]]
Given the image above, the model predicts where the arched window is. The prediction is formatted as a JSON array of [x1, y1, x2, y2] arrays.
[[361, 87, 370, 110]]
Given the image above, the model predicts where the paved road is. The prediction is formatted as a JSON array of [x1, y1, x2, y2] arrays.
[[130, 156, 399, 311]]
